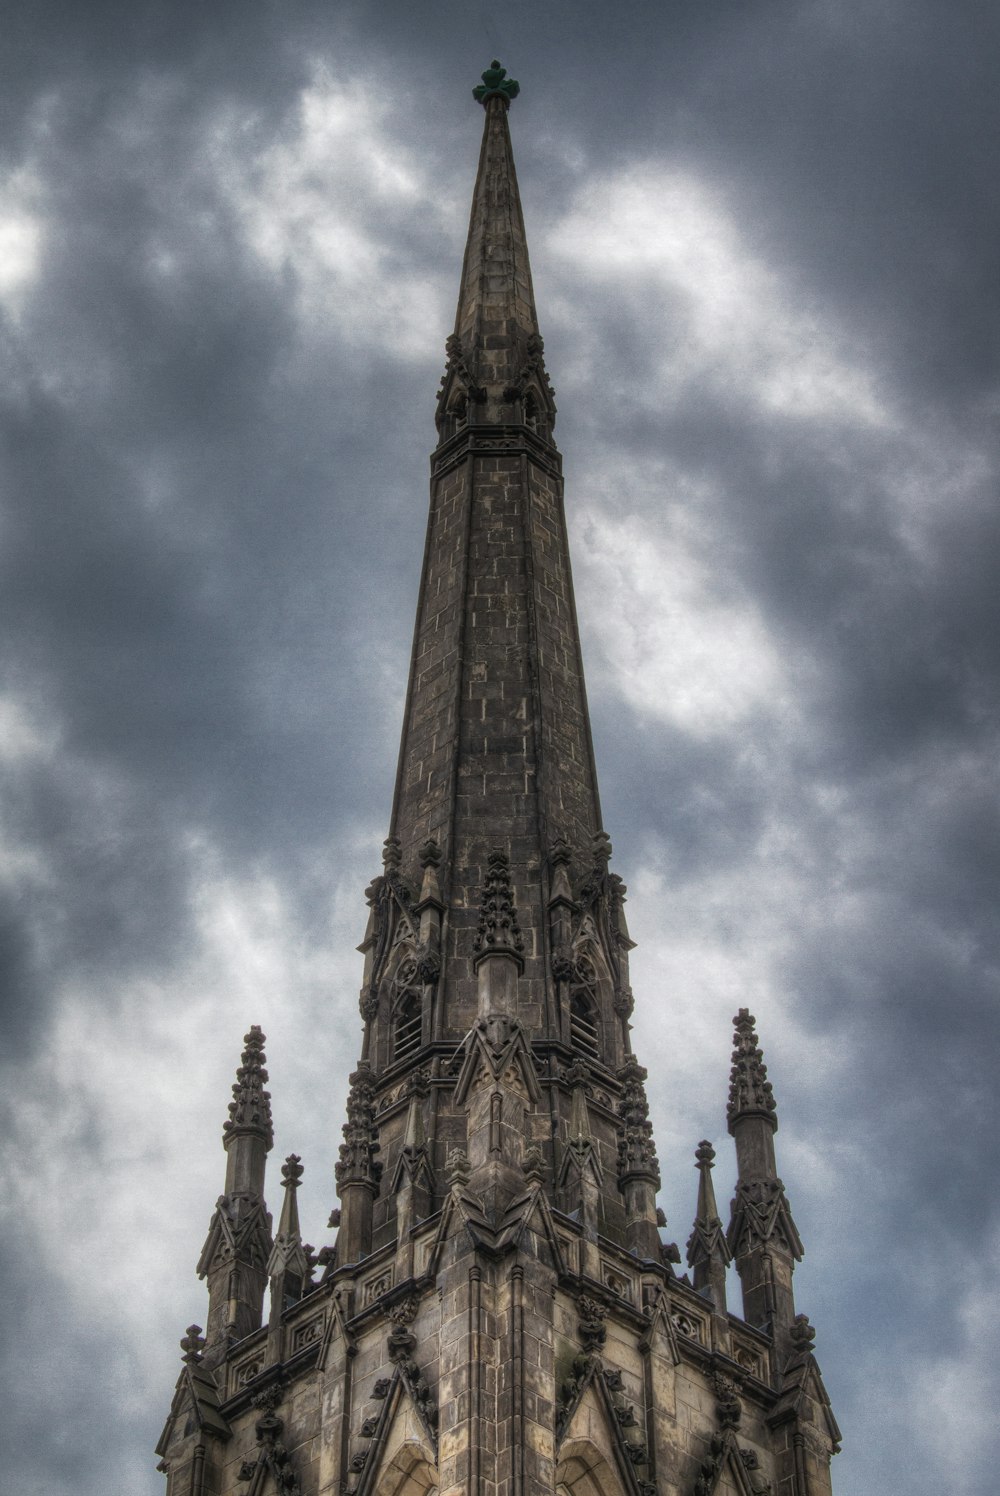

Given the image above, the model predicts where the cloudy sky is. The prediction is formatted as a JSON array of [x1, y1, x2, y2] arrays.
[[1, 2, 997, 1492]]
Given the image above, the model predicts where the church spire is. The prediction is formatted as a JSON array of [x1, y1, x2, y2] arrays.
[[267, 1154, 311, 1345], [159, 69, 841, 1496], [726, 1010, 804, 1350], [686, 1140, 731, 1318], [196, 1028, 274, 1362], [438, 61, 555, 436]]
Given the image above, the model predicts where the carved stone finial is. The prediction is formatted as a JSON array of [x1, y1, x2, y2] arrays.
[[180, 1324, 205, 1364], [335, 1064, 382, 1193], [790, 1313, 817, 1353], [382, 836, 402, 870], [549, 835, 572, 868], [522, 1144, 545, 1184], [687, 1139, 732, 1279], [224, 1026, 274, 1149], [418, 839, 442, 869], [616, 1057, 660, 1186], [592, 830, 612, 864], [473, 847, 524, 965], [406, 1067, 431, 1099], [727, 1009, 777, 1132], [472, 59, 520, 106], [281, 1154, 304, 1189], [446, 1146, 471, 1187]]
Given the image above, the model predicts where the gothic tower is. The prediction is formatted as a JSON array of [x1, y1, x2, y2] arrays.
[[157, 63, 840, 1496]]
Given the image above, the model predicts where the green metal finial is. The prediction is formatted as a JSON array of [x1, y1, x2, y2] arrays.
[[473, 60, 520, 106]]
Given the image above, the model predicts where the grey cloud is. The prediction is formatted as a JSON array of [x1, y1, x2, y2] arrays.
[[1, 4, 997, 1495]]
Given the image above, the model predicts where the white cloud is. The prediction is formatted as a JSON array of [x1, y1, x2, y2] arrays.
[[0, 167, 45, 314], [546, 165, 889, 429], [210, 66, 457, 359], [573, 491, 793, 738], [0, 832, 369, 1390]]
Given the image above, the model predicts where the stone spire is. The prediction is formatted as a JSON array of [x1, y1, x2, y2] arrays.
[[685, 1140, 731, 1318], [727, 1006, 777, 1133], [440, 60, 554, 431], [385, 56, 606, 1083], [267, 1155, 311, 1344], [726, 1011, 803, 1351], [196, 1028, 274, 1362], [334, 1062, 382, 1265], [158, 68, 841, 1496]]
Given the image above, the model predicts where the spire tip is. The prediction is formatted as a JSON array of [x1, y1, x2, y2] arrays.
[[473, 60, 520, 107]]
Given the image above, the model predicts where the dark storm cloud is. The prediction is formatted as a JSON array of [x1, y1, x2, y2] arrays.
[[0, 47, 437, 1053], [1, 2, 997, 1494]]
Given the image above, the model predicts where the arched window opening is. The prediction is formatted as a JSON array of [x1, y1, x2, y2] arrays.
[[569, 956, 600, 1060]]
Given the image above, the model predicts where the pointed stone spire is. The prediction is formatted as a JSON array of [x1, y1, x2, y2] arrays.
[[686, 1141, 731, 1318], [224, 1025, 273, 1174], [197, 1029, 274, 1362], [267, 1155, 311, 1342], [725, 1011, 803, 1353], [438, 62, 555, 434], [616, 1056, 661, 1261], [334, 1062, 382, 1265], [558, 1062, 603, 1278], [727, 1007, 777, 1135]]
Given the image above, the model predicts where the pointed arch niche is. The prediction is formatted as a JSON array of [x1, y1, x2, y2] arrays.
[[556, 1438, 625, 1496], [371, 1440, 438, 1496], [376, 933, 429, 1070]]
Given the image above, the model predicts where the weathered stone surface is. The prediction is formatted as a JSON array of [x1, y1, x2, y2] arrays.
[[157, 68, 838, 1496]]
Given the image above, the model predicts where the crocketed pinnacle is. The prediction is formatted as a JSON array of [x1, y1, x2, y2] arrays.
[[727, 1008, 777, 1133], [268, 1154, 310, 1281], [224, 1026, 274, 1148], [686, 1141, 731, 1273], [473, 848, 524, 964]]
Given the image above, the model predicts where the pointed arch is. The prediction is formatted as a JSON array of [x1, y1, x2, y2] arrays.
[[567, 923, 615, 1064], [375, 934, 428, 1070], [557, 1437, 625, 1496], [370, 1438, 438, 1496]]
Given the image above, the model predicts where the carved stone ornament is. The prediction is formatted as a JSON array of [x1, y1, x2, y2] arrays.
[[445, 1146, 471, 1187], [179, 1324, 205, 1364], [727, 1175, 803, 1261], [790, 1312, 817, 1353], [473, 847, 524, 964], [577, 1294, 609, 1353], [335, 1064, 383, 1193], [383, 1322, 439, 1451], [740, 1448, 774, 1496], [712, 1371, 743, 1430], [472, 58, 520, 106], [616, 1057, 661, 1186], [387, 1293, 421, 1328], [363, 855, 423, 1014], [237, 1388, 302, 1495], [224, 1027, 274, 1147], [727, 1009, 777, 1126]]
